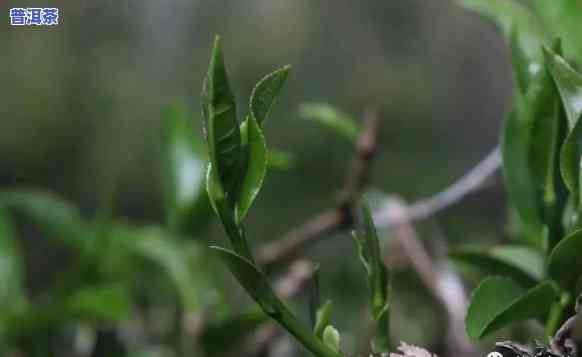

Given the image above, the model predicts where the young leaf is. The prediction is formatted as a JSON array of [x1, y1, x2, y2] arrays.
[[526, 41, 565, 249], [547, 228, 582, 290], [449, 247, 541, 288], [212, 246, 343, 357], [322, 325, 341, 353], [235, 115, 268, 223], [161, 105, 209, 234], [465, 277, 559, 339], [250, 65, 291, 126], [300, 103, 359, 143], [544, 47, 582, 206], [353, 203, 391, 352], [201, 36, 243, 207], [0, 190, 90, 249]]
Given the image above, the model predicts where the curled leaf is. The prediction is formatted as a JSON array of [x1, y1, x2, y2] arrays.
[[235, 115, 268, 223], [250, 65, 291, 126], [201, 36, 243, 206]]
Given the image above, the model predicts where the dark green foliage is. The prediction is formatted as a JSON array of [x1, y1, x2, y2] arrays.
[[459, 0, 582, 341]]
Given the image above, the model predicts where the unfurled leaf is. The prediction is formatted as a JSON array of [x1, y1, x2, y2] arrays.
[[161, 105, 209, 234], [0, 210, 25, 315], [450, 246, 541, 288], [458, 0, 546, 63], [465, 277, 559, 339], [250, 65, 291, 126], [235, 115, 267, 223], [67, 284, 132, 322], [212, 246, 343, 357], [0, 190, 90, 249], [322, 325, 341, 353], [353, 203, 390, 352], [201, 36, 243, 206], [547, 228, 582, 290], [544, 47, 582, 207], [300, 103, 359, 142]]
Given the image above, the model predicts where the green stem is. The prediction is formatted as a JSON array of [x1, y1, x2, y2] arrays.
[[218, 203, 255, 262], [271, 299, 344, 357]]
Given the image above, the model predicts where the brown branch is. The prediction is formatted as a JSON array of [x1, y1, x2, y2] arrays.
[[386, 198, 476, 357], [373, 147, 501, 228], [257, 109, 382, 268], [258, 143, 501, 268]]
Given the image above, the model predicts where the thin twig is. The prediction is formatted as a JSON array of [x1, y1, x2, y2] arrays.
[[258, 145, 501, 267], [257, 109, 382, 268], [373, 146, 501, 228], [386, 198, 476, 357]]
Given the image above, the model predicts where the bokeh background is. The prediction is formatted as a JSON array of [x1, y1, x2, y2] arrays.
[[0, 0, 514, 355]]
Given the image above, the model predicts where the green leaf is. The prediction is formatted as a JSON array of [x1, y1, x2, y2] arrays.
[[532, 0, 582, 61], [547, 228, 582, 290], [353, 203, 391, 352], [458, 0, 546, 63], [314, 300, 333, 339], [0, 190, 90, 249], [212, 246, 343, 357], [544, 47, 582, 206], [450, 246, 542, 288], [250, 65, 291, 126], [322, 325, 341, 353], [490, 246, 545, 281], [466, 277, 559, 340], [300, 103, 359, 142], [544, 47, 582, 131], [502, 97, 543, 245], [526, 41, 566, 248], [0, 210, 25, 316], [161, 105, 209, 234], [201, 36, 243, 206], [235, 115, 268, 223], [67, 284, 132, 322]]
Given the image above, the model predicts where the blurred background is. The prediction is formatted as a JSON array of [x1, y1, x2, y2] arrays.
[[0, 0, 514, 356]]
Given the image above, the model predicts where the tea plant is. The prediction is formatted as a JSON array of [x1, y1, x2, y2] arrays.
[[451, 0, 582, 347]]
